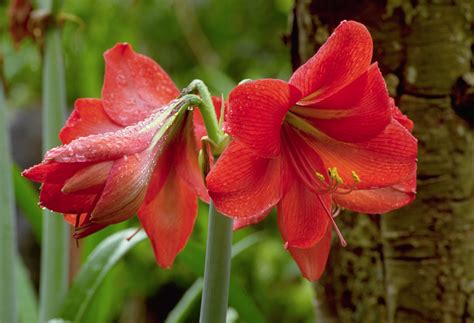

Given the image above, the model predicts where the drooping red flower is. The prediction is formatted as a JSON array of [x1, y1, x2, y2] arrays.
[[207, 21, 417, 281], [23, 43, 220, 267], [8, 0, 33, 48]]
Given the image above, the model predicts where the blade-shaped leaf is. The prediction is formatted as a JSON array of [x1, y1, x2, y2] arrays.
[[60, 228, 147, 322], [228, 279, 265, 323], [12, 164, 42, 242], [16, 255, 39, 323], [231, 232, 265, 258], [39, 21, 69, 321], [165, 278, 203, 323], [0, 77, 18, 323]]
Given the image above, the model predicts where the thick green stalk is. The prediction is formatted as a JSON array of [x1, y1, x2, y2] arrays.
[[199, 201, 233, 323], [183, 79, 225, 146], [0, 78, 18, 323], [183, 79, 233, 322], [39, 27, 70, 322]]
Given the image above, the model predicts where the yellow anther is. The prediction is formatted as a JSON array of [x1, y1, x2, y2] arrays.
[[351, 171, 361, 184], [328, 167, 343, 184], [315, 171, 325, 182]]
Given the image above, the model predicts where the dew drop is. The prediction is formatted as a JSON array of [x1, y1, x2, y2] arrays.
[[116, 74, 127, 86]]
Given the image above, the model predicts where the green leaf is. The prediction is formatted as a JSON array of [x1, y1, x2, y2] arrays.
[[39, 24, 70, 322], [0, 79, 18, 323], [79, 262, 127, 323], [16, 255, 39, 323], [60, 229, 147, 322], [81, 221, 130, 261], [228, 278, 265, 323], [12, 164, 42, 242], [165, 278, 203, 323], [232, 232, 265, 258]]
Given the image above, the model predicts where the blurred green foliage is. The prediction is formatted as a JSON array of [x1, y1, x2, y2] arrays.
[[2, 0, 293, 106], [1, 0, 318, 321]]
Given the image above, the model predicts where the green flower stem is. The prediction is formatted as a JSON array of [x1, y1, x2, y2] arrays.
[[199, 201, 233, 323], [39, 16, 70, 322], [0, 76, 18, 323], [181, 80, 233, 322], [183, 79, 225, 147]]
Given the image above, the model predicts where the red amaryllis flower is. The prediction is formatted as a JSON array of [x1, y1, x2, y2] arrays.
[[23, 43, 218, 267], [207, 21, 417, 280]]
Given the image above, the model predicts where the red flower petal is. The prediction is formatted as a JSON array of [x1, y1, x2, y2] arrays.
[[278, 137, 331, 249], [390, 98, 414, 132], [59, 99, 122, 144], [90, 149, 156, 224], [293, 63, 391, 142], [22, 161, 90, 184], [64, 213, 81, 226], [138, 171, 198, 268], [24, 161, 104, 215], [289, 20, 373, 104], [233, 211, 270, 231], [39, 183, 99, 214], [175, 115, 209, 202], [225, 79, 301, 157], [287, 226, 332, 281], [143, 113, 208, 204], [62, 161, 113, 194], [308, 120, 417, 189], [45, 104, 178, 163], [102, 43, 179, 126], [46, 129, 152, 164], [207, 140, 281, 218], [333, 175, 416, 214], [143, 144, 174, 205], [64, 214, 108, 238]]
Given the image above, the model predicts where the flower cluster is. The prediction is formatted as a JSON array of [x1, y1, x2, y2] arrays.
[[24, 43, 221, 267], [23, 20, 417, 280]]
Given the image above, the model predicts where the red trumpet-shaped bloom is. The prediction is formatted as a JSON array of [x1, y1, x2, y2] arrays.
[[23, 43, 217, 268], [207, 21, 417, 281]]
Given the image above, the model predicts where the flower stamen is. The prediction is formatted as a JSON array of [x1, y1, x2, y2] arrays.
[[127, 226, 143, 241], [317, 194, 347, 247], [332, 204, 341, 218], [314, 168, 361, 195], [74, 213, 81, 228]]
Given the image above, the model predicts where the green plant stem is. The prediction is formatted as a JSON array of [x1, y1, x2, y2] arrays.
[[39, 27, 70, 322], [199, 201, 233, 323], [0, 76, 18, 323], [184, 80, 233, 322], [183, 79, 225, 146]]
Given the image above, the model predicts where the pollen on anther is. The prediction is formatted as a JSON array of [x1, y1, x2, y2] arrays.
[[351, 170, 360, 184], [315, 171, 325, 182], [328, 167, 343, 184]]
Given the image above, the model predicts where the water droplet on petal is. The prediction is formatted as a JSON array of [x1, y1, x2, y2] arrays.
[[116, 74, 127, 86]]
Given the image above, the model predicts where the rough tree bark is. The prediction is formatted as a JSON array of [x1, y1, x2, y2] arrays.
[[289, 1, 473, 322]]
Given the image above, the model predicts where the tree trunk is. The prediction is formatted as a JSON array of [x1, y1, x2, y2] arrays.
[[290, 1, 473, 322]]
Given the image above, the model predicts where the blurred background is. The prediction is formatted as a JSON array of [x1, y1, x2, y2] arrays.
[[2, 0, 319, 322]]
